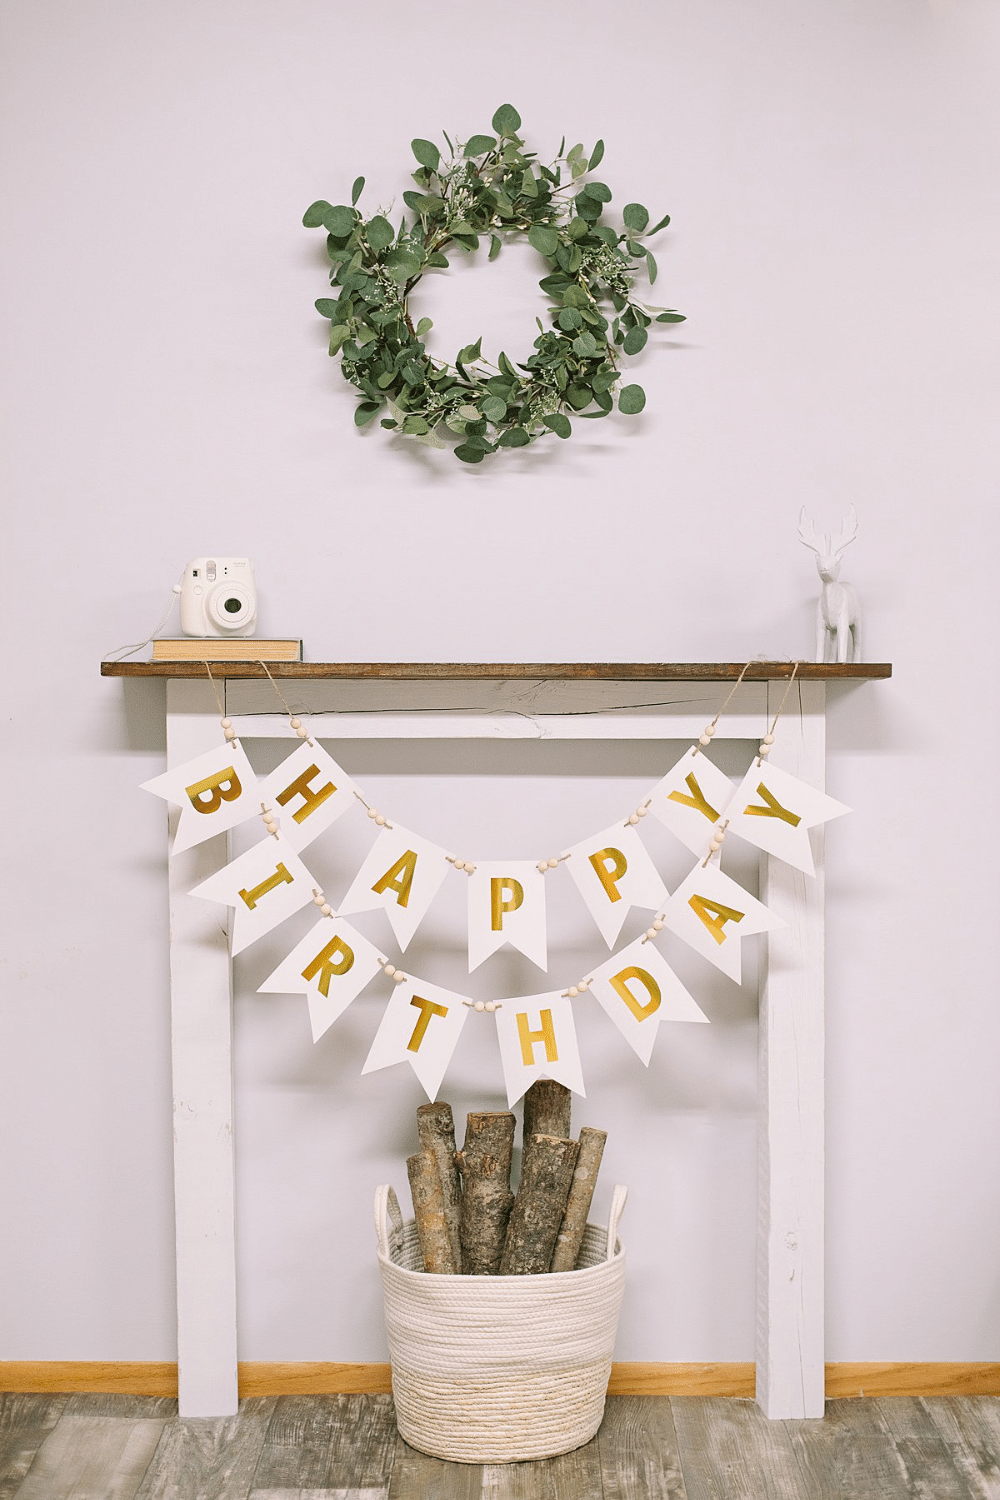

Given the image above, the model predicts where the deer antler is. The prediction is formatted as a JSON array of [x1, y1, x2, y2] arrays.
[[834, 505, 858, 556], [798, 507, 822, 553]]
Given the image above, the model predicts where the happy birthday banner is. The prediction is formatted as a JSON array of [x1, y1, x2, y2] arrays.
[[141, 677, 849, 1104]]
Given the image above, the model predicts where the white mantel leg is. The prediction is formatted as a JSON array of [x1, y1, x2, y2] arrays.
[[756, 679, 826, 1418], [165, 680, 239, 1417]]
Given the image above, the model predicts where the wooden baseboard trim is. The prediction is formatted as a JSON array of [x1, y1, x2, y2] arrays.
[[3, 1362, 999, 1400]]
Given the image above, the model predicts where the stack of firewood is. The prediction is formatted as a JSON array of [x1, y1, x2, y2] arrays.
[[405, 1081, 606, 1276]]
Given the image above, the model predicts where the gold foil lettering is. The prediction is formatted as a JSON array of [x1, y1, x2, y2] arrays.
[[744, 781, 802, 827], [372, 850, 417, 908], [517, 1009, 559, 1066], [239, 862, 295, 910], [301, 933, 355, 997], [275, 764, 337, 825], [688, 893, 745, 946], [609, 965, 661, 1021], [185, 766, 242, 815], [407, 995, 448, 1052], [491, 876, 524, 931], [667, 772, 720, 824], [588, 847, 628, 903]]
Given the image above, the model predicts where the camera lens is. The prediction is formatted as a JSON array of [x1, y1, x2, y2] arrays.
[[207, 581, 255, 632], [223, 596, 242, 614]]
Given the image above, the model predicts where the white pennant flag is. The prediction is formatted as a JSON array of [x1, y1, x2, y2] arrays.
[[141, 739, 259, 854], [339, 823, 450, 951], [258, 742, 358, 854], [646, 747, 736, 857], [495, 992, 585, 1107], [467, 862, 548, 973], [563, 822, 670, 947], [658, 857, 786, 982], [587, 937, 709, 1065], [189, 832, 316, 955], [362, 975, 469, 1101], [724, 760, 851, 876], [257, 914, 385, 1042]]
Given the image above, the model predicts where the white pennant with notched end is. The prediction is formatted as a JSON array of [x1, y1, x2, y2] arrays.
[[362, 975, 470, 1102], [495, 993, 585, 1108], [258, 742, 358, 854], [658, 857, 786, 982], [587, 937, 709, 1065], [562, 822, 670, 947], [257, 914, 385, 1042], [724, 760, 851, 876], [467, 862, 548, 973], [188, 832, 316, 955], [338, 823, 450, 952], [141, 739, 259, 854], [646, 747, 736, 857]]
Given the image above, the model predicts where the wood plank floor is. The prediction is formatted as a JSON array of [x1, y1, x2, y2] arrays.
[[3, 1392, 1000, 1499]]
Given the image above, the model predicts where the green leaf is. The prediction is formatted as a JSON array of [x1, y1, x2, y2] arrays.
[[580, 180, 612, 203], [497, 426, 530, 447], [377, 371, 396, 388], [645, 250, 658, 284], [623, 202, 649, 233], [656, 311, 686, 323], [618, 384, 646, 414], [303, 199, 333, 228], [415, 317, 433, 337], [566, 385, 592, 409], [489, 233, 501, 261], [528, 224, 559, 257], [402, 415, 430, 435], [383, 249, 421, 282], [315, 298, 340, 319], [457, 336, 483, 365], [572, 332, 598, 357], [543, 413, 572, 439], [491, 103, 522, 138], [520, 169, 538, 198], [354, 401, 381, 427], [328, 324, 350, 354], [351, 176, 365, 207], [588, 139, 605, 170], [411, 138, 440, 172], [464, 133, 497, 156], [623, 326, 648, 356], [483, 396, 507, 422], [498, 351, 519, 379], [557, 307, 583, 331], [323, 204, 356, 237], [648, 212, 671, 235], [365, 215, 394, 252], [426, 252, 450, 268], [380, 418, 398, 429]]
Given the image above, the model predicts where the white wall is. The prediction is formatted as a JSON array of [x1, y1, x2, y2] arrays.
[[2, 0, 998, 1365]]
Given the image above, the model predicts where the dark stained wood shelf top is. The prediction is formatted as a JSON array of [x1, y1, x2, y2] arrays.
[[101, 660, 891, 681]]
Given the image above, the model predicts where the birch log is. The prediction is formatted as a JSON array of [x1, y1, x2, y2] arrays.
[[549, 1127, 607, 1272], [416, 1100, 462, 1273], [406, 1148, 457, 1274], [520, 1079, 572, 1186], [500, 1134, 580, 1275], [455, 1112, 515, 1275]]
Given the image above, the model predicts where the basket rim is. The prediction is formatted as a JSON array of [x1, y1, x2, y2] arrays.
[[378, 1222, 625, 1284]]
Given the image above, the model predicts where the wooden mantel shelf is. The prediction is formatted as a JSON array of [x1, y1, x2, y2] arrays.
[[102, 660, 891, 681]]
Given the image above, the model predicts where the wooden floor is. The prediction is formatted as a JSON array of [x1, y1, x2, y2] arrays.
[[2, 1392, 1000, 1499]]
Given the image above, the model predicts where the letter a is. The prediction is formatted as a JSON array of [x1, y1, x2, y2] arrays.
[[688, 894, 745, 946], [372, 849, 417, 909]]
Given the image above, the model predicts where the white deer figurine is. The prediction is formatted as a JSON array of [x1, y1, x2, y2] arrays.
[[798, 506, 861, 663]]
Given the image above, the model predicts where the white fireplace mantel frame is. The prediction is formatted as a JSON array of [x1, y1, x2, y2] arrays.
[[104, 661, 890, 1421]]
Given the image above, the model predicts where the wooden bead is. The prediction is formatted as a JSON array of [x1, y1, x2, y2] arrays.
[[220, 718, 232, 729], [484, 1001, 497, 1013], [705, 724, 716, 736], [320, 903, 332, 917], [394, 971, 406, 983], [653, 918, 664, 931], [290, 717, 301, 729], [577, 979, 589, 991], [628, 813, 639, 825], [474, 1001, 485, 1012], [698, 734, 712, 746], [375, 814, 386, 826], [368, 807, 378, 819], [758, 744, 772, 757], [313, 893, 326, 906], [547, 858, 559, 869], [763, 733, 775, 745], [296, 726, 308, 738], [646, 927, 657, 940], [537, 862, 548, 874], [567, 986, 579, 998], [383, 964, 396, 977], [638, 806, 648, 817]]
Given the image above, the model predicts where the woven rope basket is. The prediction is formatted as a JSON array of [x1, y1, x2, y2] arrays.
[[374, 1181, 627, 1463]]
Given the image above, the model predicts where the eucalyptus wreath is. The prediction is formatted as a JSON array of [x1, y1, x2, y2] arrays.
[[303, 103, 684, 463]]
